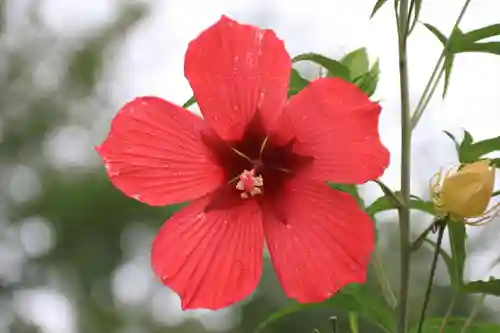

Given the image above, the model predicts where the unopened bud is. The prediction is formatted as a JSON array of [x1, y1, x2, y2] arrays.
[[430, 160, 498, 225]]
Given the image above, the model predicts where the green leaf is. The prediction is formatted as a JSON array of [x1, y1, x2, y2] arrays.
[[443, 131, 460, 152], [408, 0, 423, 34], [463, 278, 500, 296], [288, 68, 310, 97], [442, 52, 454, 97], [421, 23, 500, 55], [448, 222, 466, 291], [462, 24, 500, 43], [255, 284, 395, 333], [458, 41, 500, 55], [182, 95, 196, 108], [328, 183, 365, 210], [457, 131, 500, 163], [292, 53, 350, 81], [409, 317, 500, 333], [423, 23, 448, 45], [366, 193, 435, 216], [458, 130, 475, 162], [461, 130, 474, 148], [469, 136, 500, 158], [422, 23, 459, 97], [370, 0, 388, 18], [356, 59, 380, 97], [340, 48, 370, 81], [255, 302, 317, 333]]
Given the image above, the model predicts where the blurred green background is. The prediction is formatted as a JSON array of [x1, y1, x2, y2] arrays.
[[1, 1, 500, 332]]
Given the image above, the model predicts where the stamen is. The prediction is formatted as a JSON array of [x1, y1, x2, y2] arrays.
[[259, 136, 269, 156], [231, 146, 253, 163], [463, 202, 500, 226], [236, 169, 264, 199]]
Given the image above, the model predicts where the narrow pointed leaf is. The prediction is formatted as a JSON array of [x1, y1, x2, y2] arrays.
[[463, 279, 500, 296], [443, 131, 460, 152], [463, 24, 500, 43], [409, 317, 500, 333], [182, 95, 197, 108], [423, 23, 448, 45], [292, 53, 350, 80], [408, 0, 423, 34], [370, 0, 389, 18], [366, 193, 435, 216], [458, 42, 500, 55], [442, 52, 454, 97], [461, 130, 474, 147], [458, 131, 500, 163], [469, 136, 500, 157]]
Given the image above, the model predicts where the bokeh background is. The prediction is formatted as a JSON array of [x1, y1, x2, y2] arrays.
[[1, 0, 500, 332]]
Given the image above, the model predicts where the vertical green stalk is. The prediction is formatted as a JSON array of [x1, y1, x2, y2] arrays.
[[395, 0, 412, 332]]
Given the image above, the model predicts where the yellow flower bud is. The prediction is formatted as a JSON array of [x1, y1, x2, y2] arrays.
[[430, 160, 499, 225]]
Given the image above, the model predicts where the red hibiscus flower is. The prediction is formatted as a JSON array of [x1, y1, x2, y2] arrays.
[[96, 16, 390, 310]]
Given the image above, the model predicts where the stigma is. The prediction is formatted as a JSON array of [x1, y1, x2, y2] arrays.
[[236, 169, 264, 199]]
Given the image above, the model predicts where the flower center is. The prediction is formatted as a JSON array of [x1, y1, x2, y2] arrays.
[[235, 169, 264, 199], [200, 112, 314, 211]]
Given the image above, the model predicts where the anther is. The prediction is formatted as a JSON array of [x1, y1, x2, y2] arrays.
[[236, 169, 264, 199]]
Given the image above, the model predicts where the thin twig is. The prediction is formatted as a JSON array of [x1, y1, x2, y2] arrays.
[[329, 316, 339, 333], [438, 294, 458, 333], [416, 221, 447, 333], [460, 294, 486, 333], [373, 250, 398, 309]]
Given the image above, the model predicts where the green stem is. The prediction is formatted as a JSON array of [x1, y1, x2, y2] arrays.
[[410, 54, 445, 130], [330, 316, 339, 333], [460, 294, 486, 333], [416, 222, 446, 333], [438, 294, 457, 333], [348, 312, 359, 333], [373, 250, 398, 309], [410, 0, 473, 130], [395, 0, 412, 331]]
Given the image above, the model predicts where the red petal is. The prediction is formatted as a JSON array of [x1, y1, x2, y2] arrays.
[[96, 97, 224, 206], [272, 77, 390, 184], [185, 16, 291, 140], [263, 180, 374, 303], [151, 195, 263, 310]]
